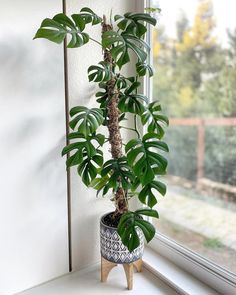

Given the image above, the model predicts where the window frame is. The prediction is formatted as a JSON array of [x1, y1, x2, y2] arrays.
[[148, 234, 236, 294], [141, 0, 236, 293]]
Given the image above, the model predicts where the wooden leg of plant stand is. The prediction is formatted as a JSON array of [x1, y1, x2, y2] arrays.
[[101, 257, 117, 282], [133, 258, 143, 272], [122, 263, 133, 290], [101, 257, 142, 290]]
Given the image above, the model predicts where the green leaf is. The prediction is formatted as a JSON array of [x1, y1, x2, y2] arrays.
[[62, 142, 85, 157], [69, 106, 88, 116], [127, 228, 140, 252], [136, 62, 154, 77], [131, 177, 141, 191], [114, 15, 123, 21], [80, 7, 102, 25], [119, 113, 126, 122], [34, 13, 90, 48], [95, 82, 109, 108], [93, 134, 105, 146], [67, 132, 86, 140], [66, 149, 83, 167], [102, 30, 149, 68], [118, 83, 148, 115], [116, 76, 137, 90], [101, 157, 135, 190], [53, 13, 75, 28], [118, 95, 146, 115], [71, 14, 86, 31], [67, 132, 105, 150], [135, 220, 155, 242], [90, 175, 108, 189], [34, 27, 66, 44], [135, 208, 159, 218], [77, 151, 104, 186], [139, 180, 166, 208], [114, 12, 157, 38], [118, 213, 139, 252], [117, 212, 134, 232], [62, 132, 104, 178], [63, 132, 104, 186], [69, 106, 103, 137], [125, 133, 168, 185], [88, 61, 111, 82], [117, 211, 157, 252], [145, 7, 161, 14], [143, 133, 169, 152], [141, 101, 169, 138], [125, 81, 141, 94]]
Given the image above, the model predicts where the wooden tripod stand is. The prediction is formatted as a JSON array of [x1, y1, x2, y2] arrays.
[[101, 256, 143, 290]]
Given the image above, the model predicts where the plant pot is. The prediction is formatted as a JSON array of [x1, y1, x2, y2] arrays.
[[100, 212, 144, 264]]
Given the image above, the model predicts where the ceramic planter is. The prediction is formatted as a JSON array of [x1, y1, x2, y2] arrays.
[[100, 212, 144, 264]]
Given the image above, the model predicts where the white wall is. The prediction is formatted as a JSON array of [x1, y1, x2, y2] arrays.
[[0, 1, 145, 293], [66, 0, 142, 271], [0, 1, 69, 294]]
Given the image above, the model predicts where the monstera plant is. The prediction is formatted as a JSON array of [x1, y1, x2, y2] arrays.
[[34, 7, 168, 255]]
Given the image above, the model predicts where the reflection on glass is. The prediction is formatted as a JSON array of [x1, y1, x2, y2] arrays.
[[152, 0, 236, 273]]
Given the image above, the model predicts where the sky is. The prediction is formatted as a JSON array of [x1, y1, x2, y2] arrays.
[[151, 0, 236, 46]]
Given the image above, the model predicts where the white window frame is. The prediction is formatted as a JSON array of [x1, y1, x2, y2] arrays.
[[138, 0, 236, 294]]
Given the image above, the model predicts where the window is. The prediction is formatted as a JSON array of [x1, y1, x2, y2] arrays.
[[149, 0, 236, 280]]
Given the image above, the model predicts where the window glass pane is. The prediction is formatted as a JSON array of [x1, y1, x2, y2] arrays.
[[151, 0, 236, 273]]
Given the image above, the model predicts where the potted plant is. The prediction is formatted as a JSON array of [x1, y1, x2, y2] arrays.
[[34, 6, 168, 273]]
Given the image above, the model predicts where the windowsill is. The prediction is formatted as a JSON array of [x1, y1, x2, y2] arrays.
[[143, 247, 220, 295], [19, 261, 179, 295], [17, 247, 233, 295], [146, 234, 236, 295]]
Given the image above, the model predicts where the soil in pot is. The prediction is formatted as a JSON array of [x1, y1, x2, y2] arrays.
[[102, 211, 143, 228], [102, 212, 122, 228]]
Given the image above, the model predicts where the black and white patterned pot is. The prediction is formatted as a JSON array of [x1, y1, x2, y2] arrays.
[[100, 212, 144, 264]]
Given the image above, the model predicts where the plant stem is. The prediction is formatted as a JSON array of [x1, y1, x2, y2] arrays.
[[102, 15, 128, 215], [134, 115, 141, 138], [120, 125, 140, 137], [134, 75, 141, 138], [89, 37, 102, 46], [96, 139, 109, 150]]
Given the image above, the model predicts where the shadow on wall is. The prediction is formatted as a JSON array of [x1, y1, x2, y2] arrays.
[[34, 137, 66, 196], [0, 35, 63, 100], [0, 26, 67, 217]]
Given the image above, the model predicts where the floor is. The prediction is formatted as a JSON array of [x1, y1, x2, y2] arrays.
[[19, 265, 179, 295]]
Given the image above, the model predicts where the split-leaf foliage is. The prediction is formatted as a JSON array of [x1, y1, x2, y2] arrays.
[[34, 7, 168, 252]]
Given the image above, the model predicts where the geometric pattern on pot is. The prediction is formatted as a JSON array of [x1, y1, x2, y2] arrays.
[[100, 214, 144, 264]]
